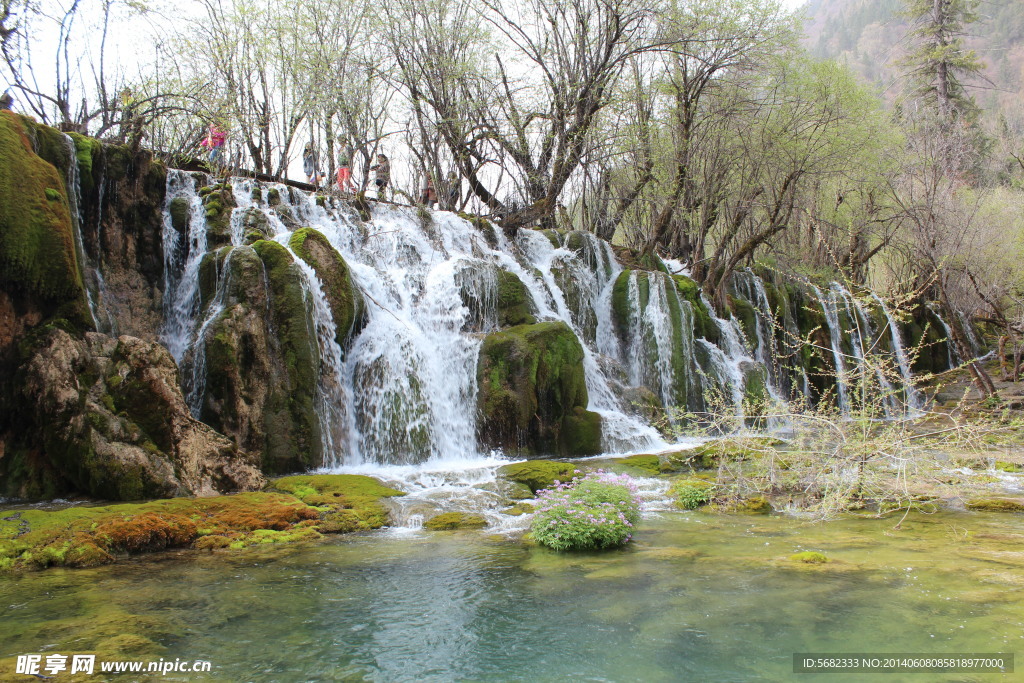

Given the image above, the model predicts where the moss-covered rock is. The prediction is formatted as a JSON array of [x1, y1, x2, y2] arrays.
[[424, 512, 488, 530], [477, 321, 602, 456], [502, 502, 535, 516], [708, 496, 772, 514], [3, 328, 264, 501], [200, 183, 237, 248], [495, 269, 536, 327], [497, 460, 577, 493], [288, 227, 365, 343], [271, 474, 405, 533], [250, 239, 323, 472], [0, 111, 91, 327], [168, 196, 191, 235], [672, 274, 720, 345], [614, 454, 661, 474], [965, 498, 1024, 512], [994, 461, 1023, 473], [672, 438, 783, 470], [669, 478, 716, 509], [790, 551, 828, 564], [0, 492, 320, 571]]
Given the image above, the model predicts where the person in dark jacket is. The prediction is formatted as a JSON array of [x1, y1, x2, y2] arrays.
[[369, 153, 391, 199]]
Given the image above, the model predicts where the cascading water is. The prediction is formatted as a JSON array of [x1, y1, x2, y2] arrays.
[[161, 170, 211, 365], [61, 134, 110, 332], [872, 293, 924, 411], [813, 284, 851, 413], [157, 173, 931, 474]]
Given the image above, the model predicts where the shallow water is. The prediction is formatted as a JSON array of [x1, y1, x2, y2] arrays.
[[2, 509, 1022, 682]]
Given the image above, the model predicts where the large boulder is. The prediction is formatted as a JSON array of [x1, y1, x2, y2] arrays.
[[3, 328, 263, 500], [199, 242, 325, 474], [288, 227, 365, 343], [476, 321, 602, 456]]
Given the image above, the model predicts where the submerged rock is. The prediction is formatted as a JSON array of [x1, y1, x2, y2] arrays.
[[424, 511, 488, 530], [965, 498, 1024, 512]]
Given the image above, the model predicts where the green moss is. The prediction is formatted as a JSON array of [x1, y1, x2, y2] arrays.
[[289, 227, 365, 342], [272, 474, 405, 531], [790, 551, 828, 564], [994, 461, 1023, 473], [200, 183, 235, 247], [0, 492, 322, 572], [728, 295, 758, 346], [0, 112, 90, 324], [477, 321, 600, 455], [424, 512, 488, 530], [965, 498, 1024, 512], [67, 132, 101, 194], [672, 275, 720, 345], [679, 438, 782, 469], [252, 239, 322, 471], [615, 454, 661, 474], [495, 269, 536, 327], [503, 502, 535, 516], [497, 460, 577, 493], [168, 196, 190, 235]]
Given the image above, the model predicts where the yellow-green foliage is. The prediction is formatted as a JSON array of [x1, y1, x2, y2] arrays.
[[0, 111, 88, 316], [272, 474, 405, 532]]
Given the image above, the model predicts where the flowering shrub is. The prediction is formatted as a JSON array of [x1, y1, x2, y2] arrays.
[[530, 470, 642, 551]]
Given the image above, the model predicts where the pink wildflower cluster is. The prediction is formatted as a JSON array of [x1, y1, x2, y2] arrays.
[[530, 469, 641, 551]]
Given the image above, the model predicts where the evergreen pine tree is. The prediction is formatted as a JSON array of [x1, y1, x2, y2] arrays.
[[899, 0, 985, 119]]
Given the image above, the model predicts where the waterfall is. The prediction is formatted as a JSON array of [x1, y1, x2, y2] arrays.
[[61, 134, 109, 332], [156, 174, 926, 467], [871, 294, 923, 411], [812, 284, 850, 413], [698, 293, 754, 422], [161, 170, 210, 364]]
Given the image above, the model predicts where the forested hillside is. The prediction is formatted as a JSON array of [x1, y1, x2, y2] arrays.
[[803, 0, 1024, 128]]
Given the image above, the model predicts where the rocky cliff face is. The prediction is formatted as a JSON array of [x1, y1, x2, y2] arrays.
[[5, 329, 264, 500], [0, 113, 263, 501]]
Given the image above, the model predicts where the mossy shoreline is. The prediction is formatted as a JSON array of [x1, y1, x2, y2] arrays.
[[0, 474, 404, 572]]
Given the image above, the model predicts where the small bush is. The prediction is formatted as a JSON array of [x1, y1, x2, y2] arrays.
[[531, 471, 641, 551], [670, 478, 716, 509]]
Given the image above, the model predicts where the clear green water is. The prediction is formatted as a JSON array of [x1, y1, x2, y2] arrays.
[[2, 510, 1023, 682]]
